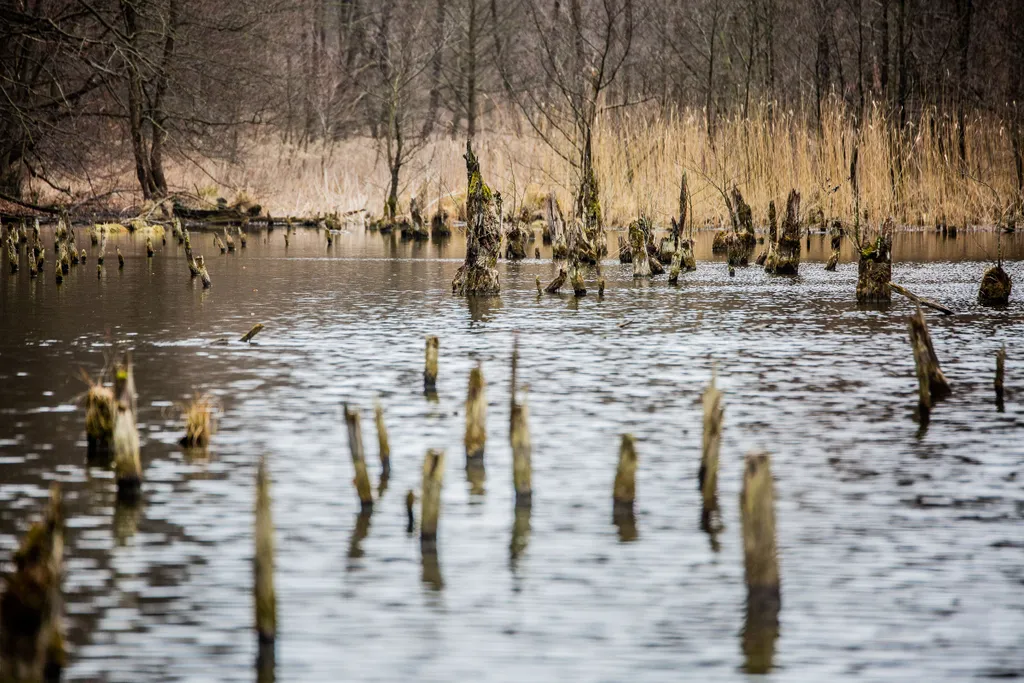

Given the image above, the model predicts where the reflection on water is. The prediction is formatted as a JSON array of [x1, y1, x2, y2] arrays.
[[0, 225, 1022, 681]]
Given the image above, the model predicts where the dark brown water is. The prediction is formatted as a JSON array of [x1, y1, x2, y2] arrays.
[[1, 226, 1022, 681]]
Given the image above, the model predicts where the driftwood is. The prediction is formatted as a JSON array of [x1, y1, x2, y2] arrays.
[[890, 283, 953, 315]]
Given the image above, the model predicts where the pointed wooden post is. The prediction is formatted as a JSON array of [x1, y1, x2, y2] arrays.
[[995, 344, 1006, 410]]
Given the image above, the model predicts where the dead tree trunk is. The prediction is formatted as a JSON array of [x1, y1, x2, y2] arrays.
[[452, 141, 501, 295]]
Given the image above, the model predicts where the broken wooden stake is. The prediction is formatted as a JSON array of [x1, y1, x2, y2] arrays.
[[424, 336, 439, 396], [995, 345, 1006, 409], [464, 362, 486, 465], [700, 368, 724, 532], [113, 403, 143, 503], [374, 399, 391, 479], [420, 449, 445, 549], [344, 405, 374, 512], [740, 451, 780, 674], [908, 306, 951, 420], [545, 267, 567, 293], [255, 456, 276, 644]]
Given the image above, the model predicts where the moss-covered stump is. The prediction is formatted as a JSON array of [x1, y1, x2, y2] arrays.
[[857, 218, 894, 303], [629, 220, 651, 278], [430, 209, 452, 239], [0, 485, 66, 681], [730, 186, 757, 250], [505, 221, 528, 260], [452, 141, 501, 296], [978, 265, 1012, 305], [617, 235, 632, 263], [765, 190, 801, 275], [658, 237, 675, 264], [711, 230, 730, 253], [727, 235, 750, 267]]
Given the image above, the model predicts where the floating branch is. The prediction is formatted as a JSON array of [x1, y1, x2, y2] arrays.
[[240, 323, 265, 343], [890, 283, 954, 315]]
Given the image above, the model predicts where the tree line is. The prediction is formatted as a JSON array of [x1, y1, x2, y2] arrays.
[[2, 0, 1022, 209]]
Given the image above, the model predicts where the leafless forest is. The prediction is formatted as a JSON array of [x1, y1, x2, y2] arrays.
[[2, 0, 1023, 226]]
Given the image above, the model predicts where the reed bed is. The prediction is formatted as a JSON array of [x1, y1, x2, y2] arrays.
[[91, 101, 1019, 230]]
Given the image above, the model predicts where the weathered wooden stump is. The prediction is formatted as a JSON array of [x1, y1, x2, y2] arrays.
[[857, 217, 894, 303], [740, 452, 780, 674], [978, 264, 1012, 305], [452, 141, 501, 295], [765, 190, 801, 275], [344, 405, 374, 512], [700, 369, 724, 532]]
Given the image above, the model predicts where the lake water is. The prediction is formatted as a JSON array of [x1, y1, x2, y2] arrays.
[[1, 225, 1022, 681]]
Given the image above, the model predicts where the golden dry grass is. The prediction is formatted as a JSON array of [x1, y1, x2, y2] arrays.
[[150, 101, 1020, 228], [178, 393, 218, 448]]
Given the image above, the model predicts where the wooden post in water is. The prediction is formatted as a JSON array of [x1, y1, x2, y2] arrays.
[[196, 255, 211, 288], [146, 237, 154, 258], [85, 382, 117, 463], [113, 403, 143, 503], [856, 217, 893, 303], [420, 449, 445, 550], [465, 362, 486, 464], [344, 405, 374, 512], [0, 484, 66, 681], [544, 267, 567, 293], [908, 306, 951, 421], [700, 368, 724, 531], [424, 336, 439, 396], [255, 456, 277, 645], [405, 490, 416, 533], [613, 434, 638, 541], [740, 451, 780, 674], [374, 399, 391, 479], [995, 344, 1006, 410], [510, 400, 532, 509]]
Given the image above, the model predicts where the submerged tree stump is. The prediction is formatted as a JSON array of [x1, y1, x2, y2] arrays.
[[430, 209, 452, 240], [420, 450, 445, 549], [857, 217, 894, 303], [0, 485, 66, 681], [452, 141, 501, 295], [629, 219, 652, 278], [908, 306, 951, 419], [978, 264, 1012, 305], [765, 190, 801, 275], [344, 405, 374, 512]]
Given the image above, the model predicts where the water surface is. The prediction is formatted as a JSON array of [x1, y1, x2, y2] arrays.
[[1, 226, 1022, 681]]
